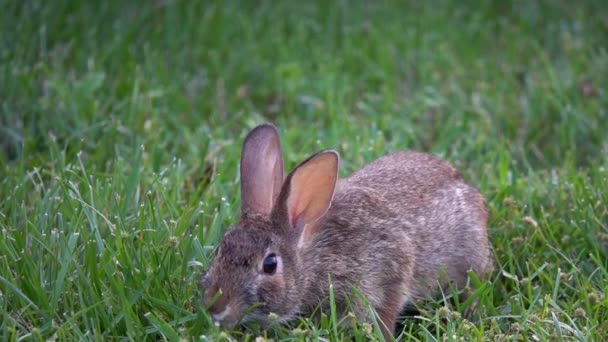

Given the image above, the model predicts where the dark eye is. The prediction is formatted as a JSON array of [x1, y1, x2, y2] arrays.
[[263, 253, 278, 275]]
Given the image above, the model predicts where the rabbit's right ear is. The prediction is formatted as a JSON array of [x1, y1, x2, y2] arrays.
[[240, 124, 284, 217], [273, 150, 339, 246]]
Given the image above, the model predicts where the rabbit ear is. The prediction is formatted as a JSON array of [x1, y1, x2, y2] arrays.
[[240, 124, 284, 216], [275, 150, 339, 244]]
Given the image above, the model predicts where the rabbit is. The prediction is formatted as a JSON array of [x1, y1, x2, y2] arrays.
[[201, 123, 493, 340]]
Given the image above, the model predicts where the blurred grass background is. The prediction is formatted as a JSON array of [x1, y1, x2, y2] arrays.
[[1, 0, 607, 340]]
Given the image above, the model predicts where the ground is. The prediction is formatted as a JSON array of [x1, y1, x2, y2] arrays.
[[1, 0, 607, 340]]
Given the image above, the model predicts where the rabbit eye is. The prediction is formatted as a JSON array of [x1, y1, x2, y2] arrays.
[[262, 253, 278, 275]]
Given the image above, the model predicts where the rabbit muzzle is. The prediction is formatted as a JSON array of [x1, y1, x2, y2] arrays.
[[210, 304, 239, 328]]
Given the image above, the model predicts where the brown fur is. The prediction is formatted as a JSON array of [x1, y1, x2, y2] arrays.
[[201, 124, 493, 340]]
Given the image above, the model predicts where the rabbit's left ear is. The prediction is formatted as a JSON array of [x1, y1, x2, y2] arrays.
[[273, 150, 339, 246], [240, 124, 284, 217]]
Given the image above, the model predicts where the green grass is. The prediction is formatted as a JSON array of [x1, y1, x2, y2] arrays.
[[1, 0, 607, 340]]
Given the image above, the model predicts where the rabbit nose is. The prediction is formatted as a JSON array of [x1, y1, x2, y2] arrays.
[[204, 285, 227, 309]]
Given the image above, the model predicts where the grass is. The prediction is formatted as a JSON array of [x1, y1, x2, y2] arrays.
[[1, 0, 607, 340]]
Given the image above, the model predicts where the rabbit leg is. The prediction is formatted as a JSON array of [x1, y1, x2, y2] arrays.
[[376, 294, 402, 341], [460, 289, 479, 319]]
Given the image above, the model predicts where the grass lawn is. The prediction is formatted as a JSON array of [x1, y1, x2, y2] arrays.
[[1, 0, 607, 340]]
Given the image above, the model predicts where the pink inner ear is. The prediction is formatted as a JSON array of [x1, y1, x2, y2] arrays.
[[285, 151, 338, 232]]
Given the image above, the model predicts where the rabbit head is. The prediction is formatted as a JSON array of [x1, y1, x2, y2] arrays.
[[201, 124, 339, 327]]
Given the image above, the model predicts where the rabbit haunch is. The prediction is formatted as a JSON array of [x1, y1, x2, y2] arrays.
[[201, 124, 493, 339]]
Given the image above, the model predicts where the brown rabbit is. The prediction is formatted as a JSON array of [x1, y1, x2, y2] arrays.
[[201, 123, 493, 340]]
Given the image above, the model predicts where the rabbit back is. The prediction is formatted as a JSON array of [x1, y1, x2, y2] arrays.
[[299, 151, 492, 310]]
